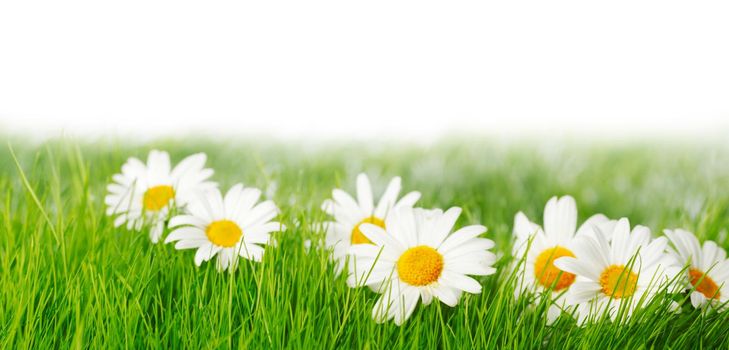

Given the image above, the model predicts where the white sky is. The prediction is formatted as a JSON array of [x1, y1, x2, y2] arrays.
[[1, 1, 728, 141]]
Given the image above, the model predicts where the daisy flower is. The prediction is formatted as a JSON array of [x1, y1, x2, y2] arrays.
[[322, 173, 420, 275], [105, 150, 216, 243], [164, 184, 285, 272], [665, 229, 729, 309], [554, 218, 680, 323], [512, 195, 614, 323], [348, 206, 497, 325]]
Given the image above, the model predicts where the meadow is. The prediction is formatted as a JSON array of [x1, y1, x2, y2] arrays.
[[2, 136, 729, 349]]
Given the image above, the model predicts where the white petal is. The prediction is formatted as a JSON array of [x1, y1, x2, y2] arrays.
[[356, 173, 374, 216], [217, 249, 231, 271], [222, 184, 245, 214], [690, 291, 707, 308], [149, 221, 164, 243], [372, 287, 395, 323], [238, 200, 278, 228], [360, 223, 406, 254], [208, 188, 226, 220], [170, 153, 207, 181], [349, 244, 394, 261], [546, 304, 563, 325], [543, 196, 577, 244], [420, 287, 434, 305], [394, 287, 420, 325], [194, 243, 221, 266], [393, 191, 421, 210], [243, 231, 271, 245], [427, 207, 462, 248], [246, 221, 286, 238], [431, 285, 459, 307], [568, 281, 602, 304], [390, 206, 418, 247], [513, 212, 541, 242], [439, 271, 482, 294], [332, 189, 365, 219], [113, 214, 128, 228], [437, 225, 486, 253], [676, 228, 702, 267], [174, 239, 208, 250], [702, 240, 723, 272], [374, 176, 402, 218], [711, 261, 729, 282], [240, 187, 265, 213], [574, 228, 610, 269], [446, 260, 496, 276], [575, 214, 609, 237], [554, 256, 600, 281], [147, 150, 171, 178], [442, 238, 494, 257], [348, 265, 394, 287], [165, 226, 206, 243], [236, 242, 265, 262], [168, 215, 207, 229], [640, 236, 669, 269]]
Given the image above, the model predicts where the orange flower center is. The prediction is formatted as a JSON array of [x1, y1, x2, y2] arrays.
[[534, 246, 576, 291], [397, 246, 444, 286], [689, 268, 721, 299], [351, 216, 385, 245], [599, 265, 639, 299]]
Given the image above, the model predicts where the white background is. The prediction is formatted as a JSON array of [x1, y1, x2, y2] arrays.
[[1, 1, 728, 141]]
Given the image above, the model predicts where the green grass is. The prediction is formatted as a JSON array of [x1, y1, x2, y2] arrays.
[[2, 137, 729, 349]]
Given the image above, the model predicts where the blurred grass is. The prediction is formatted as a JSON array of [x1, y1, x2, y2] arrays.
[[1, 136, 729, 349]]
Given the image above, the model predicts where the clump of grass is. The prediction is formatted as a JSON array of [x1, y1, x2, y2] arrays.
[[1, 137, 729, 348]]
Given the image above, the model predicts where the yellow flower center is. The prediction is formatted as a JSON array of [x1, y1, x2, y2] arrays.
[[534, 246, 576, 291], [600, 265, 639, 299], [689, 268, 721, 299], [143, 185, 175, 211], [397, 245, 444, 286], [205, 220, 243, 248], [351, 216, 386, 245]]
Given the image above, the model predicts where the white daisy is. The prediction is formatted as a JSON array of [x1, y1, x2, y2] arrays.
[[512, 195, 615, 323], [322, 173, 420, 275], [348, 206, 497, 325], [164, 184, 285, 272], [554, 218, 680, 324], [105, 150, 216, 243], [665, 229, 729, 309]]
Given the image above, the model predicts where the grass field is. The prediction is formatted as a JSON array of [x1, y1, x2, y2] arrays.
[[2, 137, 729, 349]]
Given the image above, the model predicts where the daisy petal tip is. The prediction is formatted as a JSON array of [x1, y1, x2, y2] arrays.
[[473, 224, 488, 234], [409, 190, 421, 198], [446, 206, 463, 216]]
